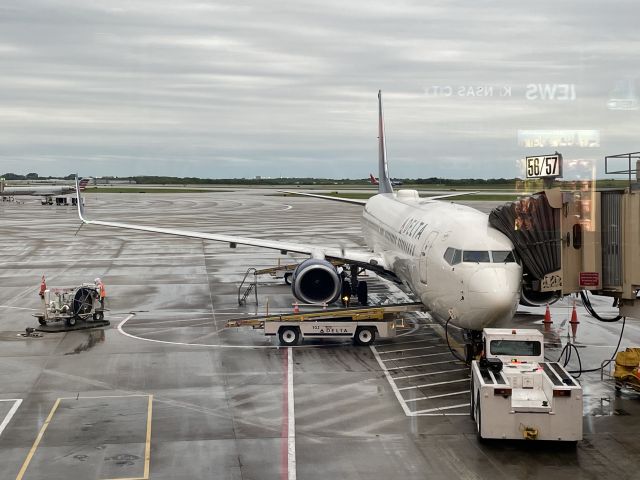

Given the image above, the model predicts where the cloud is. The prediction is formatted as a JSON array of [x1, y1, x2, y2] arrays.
[[0, 0, 639, 179]]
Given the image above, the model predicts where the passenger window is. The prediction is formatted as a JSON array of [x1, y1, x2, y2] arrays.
[[463, 250, 490, 263], [443, 247, 455, 265], [491, 251, 516, 263]]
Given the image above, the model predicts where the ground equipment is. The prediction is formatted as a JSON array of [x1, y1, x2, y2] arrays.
[[35, 283, 106, 327], [226, 302, 424, 346], [471, 328, 582, 442]]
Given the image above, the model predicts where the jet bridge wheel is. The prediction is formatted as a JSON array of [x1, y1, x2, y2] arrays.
[[278, 326, 301, 346]]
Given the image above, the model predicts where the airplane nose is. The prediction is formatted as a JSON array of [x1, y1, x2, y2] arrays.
[[461, 268, 521, 328], [468, 268, 519, 294]]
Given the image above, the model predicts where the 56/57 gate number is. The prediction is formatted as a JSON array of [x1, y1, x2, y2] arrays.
[[525, 154, 563, 179]]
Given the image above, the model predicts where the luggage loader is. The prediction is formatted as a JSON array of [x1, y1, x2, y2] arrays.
[[227, 302, 424, 346]]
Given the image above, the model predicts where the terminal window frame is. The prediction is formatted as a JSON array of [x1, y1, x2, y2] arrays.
[[489, 340, 542, 357]]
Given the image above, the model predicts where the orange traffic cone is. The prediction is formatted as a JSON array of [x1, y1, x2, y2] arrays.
[[293, 303, 299, 313], [39, 275, 47, 298], [570, 299, 579, 338]]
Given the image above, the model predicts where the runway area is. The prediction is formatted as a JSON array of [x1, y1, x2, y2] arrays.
[[1, 189, 640, 479]]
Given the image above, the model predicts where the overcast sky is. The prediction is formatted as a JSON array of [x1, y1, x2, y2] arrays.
[[1, 0, 639, 179]]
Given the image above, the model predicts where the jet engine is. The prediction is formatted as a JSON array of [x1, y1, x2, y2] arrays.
[[291, 259, 342, 304]]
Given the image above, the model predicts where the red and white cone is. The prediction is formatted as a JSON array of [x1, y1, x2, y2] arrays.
[[570, 299, 579, 337]]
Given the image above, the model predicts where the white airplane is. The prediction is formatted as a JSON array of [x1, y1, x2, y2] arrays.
[[74, 92, 523, 345], [1, 178, 89, 204]]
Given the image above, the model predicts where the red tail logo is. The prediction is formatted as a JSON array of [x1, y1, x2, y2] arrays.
[[369, 174, 379, 185]]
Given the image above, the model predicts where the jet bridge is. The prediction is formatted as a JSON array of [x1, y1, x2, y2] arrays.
[[489, 152, 640, 318]]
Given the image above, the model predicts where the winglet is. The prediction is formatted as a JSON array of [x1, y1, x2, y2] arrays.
[[75, 174, 87, 222], [377, 91, 394, 194]]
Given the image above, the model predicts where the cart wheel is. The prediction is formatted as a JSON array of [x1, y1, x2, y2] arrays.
[[354, 327, 375, 346], [278, 327, 300, 346], [284, 273, 292, 285], [93, 311, 104, 321], [37, 316, 46, 326], [67, 317, 77, 327]]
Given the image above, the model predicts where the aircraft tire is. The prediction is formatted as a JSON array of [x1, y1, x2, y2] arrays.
[[354, 327, 375, 346], [279, 326, 300, 346]]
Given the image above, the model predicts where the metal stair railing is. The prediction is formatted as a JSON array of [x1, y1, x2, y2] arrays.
[[238, 268, 258, 306]]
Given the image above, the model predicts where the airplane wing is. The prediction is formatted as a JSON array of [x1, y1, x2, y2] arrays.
[[75, 177, 388, 269], [421, 191, 480, 202], [278, 190, 368, 206]]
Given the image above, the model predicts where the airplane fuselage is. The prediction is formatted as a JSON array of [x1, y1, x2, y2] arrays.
[[361, 191, 522, 330]]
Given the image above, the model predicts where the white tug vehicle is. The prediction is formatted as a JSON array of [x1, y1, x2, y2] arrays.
[[470, 328, 582, 442]]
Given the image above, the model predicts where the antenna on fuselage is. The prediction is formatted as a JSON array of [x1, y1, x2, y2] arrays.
[[377, 90, 394, 195]]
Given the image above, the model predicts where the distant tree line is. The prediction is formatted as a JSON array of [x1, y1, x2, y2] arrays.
[[2, 173, 522, 185]]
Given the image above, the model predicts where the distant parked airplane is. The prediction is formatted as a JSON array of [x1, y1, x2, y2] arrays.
[[370, 173, 403, 186], [1, 178, 89, 204]]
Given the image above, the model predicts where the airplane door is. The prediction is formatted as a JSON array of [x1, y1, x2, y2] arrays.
[[420, 231, 439, 284]]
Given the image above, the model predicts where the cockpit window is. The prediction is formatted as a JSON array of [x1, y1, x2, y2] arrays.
[[463, 250, 490, 263], [491, 251, 516, 263], [444, 247, 462, 265]]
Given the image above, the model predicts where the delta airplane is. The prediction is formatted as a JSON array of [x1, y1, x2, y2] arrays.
[[1, 178, 89, 204], [74, 92, 522, 344]]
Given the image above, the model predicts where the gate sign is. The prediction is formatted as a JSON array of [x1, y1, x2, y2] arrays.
[[525, 154, 563, 179], [579, 272, 600, 287]]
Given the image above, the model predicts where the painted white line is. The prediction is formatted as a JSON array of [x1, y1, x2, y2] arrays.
[[384, 352, 449, 362], [413, 403, 469, 414], [370, 346, 412, 416], [281, 204, 293, 211], [404, 390, 470, 404], [387, 360, 458, 371], [417, 412, 469, 416], [0, 399, 22, 437], [117, 314, 323, 350], [398, 378, 468, 392], [0, 306, 38, 311], [377, 345, 441, 354], [287, 347, 296, 480], [393, 368, 467, 380]]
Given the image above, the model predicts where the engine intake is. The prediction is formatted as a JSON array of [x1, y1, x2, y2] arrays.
[[291, 259, 342, 304]]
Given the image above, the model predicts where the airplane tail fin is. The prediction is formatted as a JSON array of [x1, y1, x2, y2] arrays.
[[369, 173, 379, 185], [377, 91, 394, 194]]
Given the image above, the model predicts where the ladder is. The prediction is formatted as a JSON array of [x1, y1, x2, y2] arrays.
[[238, 267, 258, 306]]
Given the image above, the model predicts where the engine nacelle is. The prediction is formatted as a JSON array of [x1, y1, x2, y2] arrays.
[[291, 259, 342, 304], [520, 286, 561, 307]]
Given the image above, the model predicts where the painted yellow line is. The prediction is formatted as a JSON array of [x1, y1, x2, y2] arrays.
[[16, 398, 61, 480]]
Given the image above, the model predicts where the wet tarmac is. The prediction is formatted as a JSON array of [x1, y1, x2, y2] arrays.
[[1, 190, 640, 479]]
